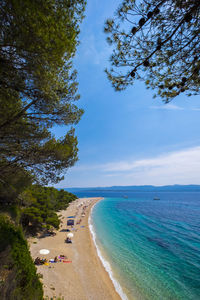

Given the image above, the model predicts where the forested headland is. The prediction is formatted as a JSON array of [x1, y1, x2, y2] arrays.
[[0, 0, 86, 298]]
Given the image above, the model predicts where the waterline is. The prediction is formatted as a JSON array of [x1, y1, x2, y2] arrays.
[[88, 204, 128, 300]]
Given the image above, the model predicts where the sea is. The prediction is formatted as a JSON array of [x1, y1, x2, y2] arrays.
[[72, 190, 200, 300]]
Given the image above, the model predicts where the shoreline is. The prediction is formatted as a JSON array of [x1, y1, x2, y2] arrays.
[[29, 197, 122, 299], [89, 202, 129, 300]]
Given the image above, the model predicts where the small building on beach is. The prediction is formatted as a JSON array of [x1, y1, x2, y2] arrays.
[[67, 219, 74, 226]]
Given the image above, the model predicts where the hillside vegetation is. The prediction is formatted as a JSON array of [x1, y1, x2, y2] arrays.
[[0, 215, 43, 300], [0, 0, 85, 298], [20, 186, 77, 235], [0, 186, 77, 299]]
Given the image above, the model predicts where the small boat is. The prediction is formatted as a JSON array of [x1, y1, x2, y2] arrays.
[[123, 195, 128, 199], [153, 197, 160, 200]]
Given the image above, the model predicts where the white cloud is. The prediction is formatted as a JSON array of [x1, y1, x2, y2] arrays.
[[103, 147, 200, 172], [191, 108, 200, 111], [55, 146, 200, 187], [150, 104, 184, 110], [102, 146, 200, 185]]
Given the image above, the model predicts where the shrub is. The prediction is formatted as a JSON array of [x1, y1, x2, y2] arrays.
[[0, 215, 43, 299]]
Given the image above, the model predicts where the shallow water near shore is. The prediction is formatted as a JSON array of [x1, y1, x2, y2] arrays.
[[84, 192, 200, 300]]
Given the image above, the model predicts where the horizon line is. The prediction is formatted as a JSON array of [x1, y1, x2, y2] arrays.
[[58, 183, 200, 189]]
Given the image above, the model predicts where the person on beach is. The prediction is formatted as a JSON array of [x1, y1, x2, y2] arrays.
[[34, 257, 41, 265], [66, 237, 72, 243]]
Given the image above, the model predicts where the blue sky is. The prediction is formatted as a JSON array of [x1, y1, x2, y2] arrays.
[[54, 0, 200, 188]]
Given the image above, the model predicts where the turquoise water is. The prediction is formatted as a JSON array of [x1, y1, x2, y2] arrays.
[[89, 193, 200, 300]]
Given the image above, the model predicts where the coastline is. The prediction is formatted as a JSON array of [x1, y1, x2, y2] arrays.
[[29, 197, 122, 299], [89, 203, 129, 300]]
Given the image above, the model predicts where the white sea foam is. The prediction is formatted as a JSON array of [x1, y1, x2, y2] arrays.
[[88, 204, 129, 300]]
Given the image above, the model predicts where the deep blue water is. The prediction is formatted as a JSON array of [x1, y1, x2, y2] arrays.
[[75, 191, 200, 300]]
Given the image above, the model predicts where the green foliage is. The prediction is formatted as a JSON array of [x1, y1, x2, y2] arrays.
[[0, 185, 75, 296], [20, 185, 77, 233], [0, 205, 21, 225], [21, 207, 44, 230], [0, 0, 86, 189], [105, 0, 200, 101], [0, 167, 33, 205], [0, 215, 43, 299]]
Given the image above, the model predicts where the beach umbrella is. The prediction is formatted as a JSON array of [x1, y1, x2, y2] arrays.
[[67, 233, 74, 238], [39, 249, 50, 255]]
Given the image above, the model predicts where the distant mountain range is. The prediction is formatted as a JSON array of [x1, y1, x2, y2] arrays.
[[64, 185, 200, 192]]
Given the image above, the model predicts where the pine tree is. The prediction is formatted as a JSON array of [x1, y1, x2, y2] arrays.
[[104, 0, 200, 101], [0, 0, 86, 188]]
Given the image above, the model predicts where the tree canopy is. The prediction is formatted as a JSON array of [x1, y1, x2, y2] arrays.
[[20, 185, 77, 234], [104, 0, 200, 101], [0, 215, 43, 299], [0, 0, 86, 188]]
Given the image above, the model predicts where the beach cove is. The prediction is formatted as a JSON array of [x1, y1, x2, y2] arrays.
[[29, 197, 122, 300]]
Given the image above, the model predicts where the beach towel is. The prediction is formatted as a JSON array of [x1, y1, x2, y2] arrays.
[[63, 260, 72, 263], [49, 259, 57, 263], [58, 256, 67, 260]]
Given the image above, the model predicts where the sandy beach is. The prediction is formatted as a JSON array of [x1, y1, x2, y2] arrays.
[[29, 197, 122, 300]]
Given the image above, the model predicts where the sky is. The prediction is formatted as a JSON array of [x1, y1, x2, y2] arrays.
[[54, 0, 200, 188]]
